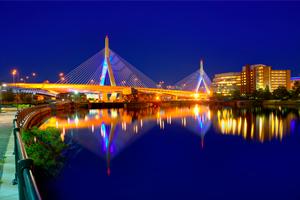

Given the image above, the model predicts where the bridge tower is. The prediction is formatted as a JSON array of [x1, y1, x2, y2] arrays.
[[99, 36, 117, 101], [195, 59, 210, 94], [100, 35, 116, 86]]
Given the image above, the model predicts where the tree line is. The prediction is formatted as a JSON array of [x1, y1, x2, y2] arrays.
[[213, 81, 300, 101]]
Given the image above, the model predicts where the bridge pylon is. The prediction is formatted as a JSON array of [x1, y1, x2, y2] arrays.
[[195, 59, 210, 94], [100, 35, 116, 87]]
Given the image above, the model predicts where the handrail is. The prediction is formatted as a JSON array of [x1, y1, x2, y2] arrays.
[[13, 102, 72, 200], [13, 118, 42, 200]]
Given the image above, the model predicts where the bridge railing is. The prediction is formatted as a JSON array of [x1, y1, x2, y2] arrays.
[[13, 118, 42, 200]]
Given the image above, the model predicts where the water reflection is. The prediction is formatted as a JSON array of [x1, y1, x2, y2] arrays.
[[40, 105, 300, 175], [213, 107, 299, 142]]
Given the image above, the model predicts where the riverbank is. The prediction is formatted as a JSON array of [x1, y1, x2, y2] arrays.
[[0, 111, 18, 200]]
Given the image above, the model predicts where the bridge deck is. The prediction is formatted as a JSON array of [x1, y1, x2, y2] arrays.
[[8, 83, 209, 99]]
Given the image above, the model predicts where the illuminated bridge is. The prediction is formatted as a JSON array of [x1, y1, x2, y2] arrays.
[[8, 36, 211, 101]]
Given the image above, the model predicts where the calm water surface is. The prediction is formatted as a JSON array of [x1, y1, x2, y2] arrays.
[[39, 105, 300, 200]]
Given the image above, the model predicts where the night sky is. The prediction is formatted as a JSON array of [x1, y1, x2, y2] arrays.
[[1, 1, 300, 84]]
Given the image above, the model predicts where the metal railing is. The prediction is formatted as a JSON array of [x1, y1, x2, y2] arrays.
[[13, 119, 42, 200]]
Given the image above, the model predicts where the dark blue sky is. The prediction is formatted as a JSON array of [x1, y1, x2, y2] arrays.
[[1, 1, 300, 84]]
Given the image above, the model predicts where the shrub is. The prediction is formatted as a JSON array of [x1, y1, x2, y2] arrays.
[[22, 127, 67, 177]]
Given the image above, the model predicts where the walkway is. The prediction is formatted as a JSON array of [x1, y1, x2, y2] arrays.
[[0, 110, 18, 200]]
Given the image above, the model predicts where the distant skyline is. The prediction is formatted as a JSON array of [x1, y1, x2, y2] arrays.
[[1, 1, 300, 84]]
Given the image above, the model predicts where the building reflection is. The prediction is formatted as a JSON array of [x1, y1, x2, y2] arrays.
[[39, 105, 300, 175], [213, 107, 299, 142]]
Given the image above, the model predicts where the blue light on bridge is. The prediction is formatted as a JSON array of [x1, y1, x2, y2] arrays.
[[100, 59, 108, 86]]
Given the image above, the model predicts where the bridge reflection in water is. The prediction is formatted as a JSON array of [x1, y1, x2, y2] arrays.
[[39, 105, 300, 175]]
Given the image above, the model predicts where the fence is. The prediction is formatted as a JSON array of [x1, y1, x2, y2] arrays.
[[13, 119, 42, 200]]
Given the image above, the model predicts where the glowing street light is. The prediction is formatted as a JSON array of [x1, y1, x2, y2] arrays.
[[11, 69, 18, 110], [11, 69, 17, 83], [59, 72, 64, 77], [32, 72, 37, 83]]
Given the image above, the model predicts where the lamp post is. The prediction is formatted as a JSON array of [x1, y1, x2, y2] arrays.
[[11, 69, 18, 110], [11, 69, 17, 84], [59, 73, 65, 83], [32, 72, 36, 83]]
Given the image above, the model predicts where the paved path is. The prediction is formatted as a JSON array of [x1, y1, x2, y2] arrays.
[[0, 111, 18, 200]]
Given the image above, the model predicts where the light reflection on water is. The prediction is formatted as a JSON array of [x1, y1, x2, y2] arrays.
[[38, 105, 300, 200], [213, 107, 298, 143], [40, 105, 300, 174]]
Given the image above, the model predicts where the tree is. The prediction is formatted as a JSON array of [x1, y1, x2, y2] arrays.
[[2, 89, 15, 102], [272, 86, 290, 100], [231, 89, 241, 100], [291, 81, 300, 99], [20, 93, 33, 104], [250, 89, 260, 100], [263, 85, 272, 100]]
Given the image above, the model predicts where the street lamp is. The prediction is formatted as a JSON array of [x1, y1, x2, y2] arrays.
[[59, 73, 65, 83], [32, 72, 37, 82], [11, 69, 17, 83], [11, 69, 18, 110]]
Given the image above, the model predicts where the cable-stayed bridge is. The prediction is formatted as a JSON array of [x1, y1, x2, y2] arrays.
[[8, 36, 211, 102], [175, 59, 211, 94], [57, 36, 156, 88]]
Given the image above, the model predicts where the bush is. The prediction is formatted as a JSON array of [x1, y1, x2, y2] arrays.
[[22, 127, 67, 177]]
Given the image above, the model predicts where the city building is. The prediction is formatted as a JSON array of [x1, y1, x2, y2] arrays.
[[270, 70, 291, 91], [212, 72, 241, 96], [240, 64, 291, 95], [290, 77, 300, 88], [240, 65, 253, 95]]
